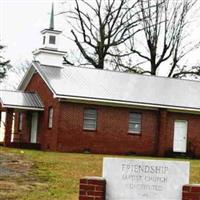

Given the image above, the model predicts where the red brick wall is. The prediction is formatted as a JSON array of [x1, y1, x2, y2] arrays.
[[182, 185, 200, 200], [55, 103, 200, 157], [18, 72, 60, 151], [157, 109, 168, 156], [79, 177, 106, 200], [57, 102, 159, 155], [164, 112, 200, 157], [79, 178, 200, 200]]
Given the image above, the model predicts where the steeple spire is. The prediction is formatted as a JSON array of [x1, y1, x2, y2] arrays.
[[49, 2, 54, 30], [33, 1, 67, 67]]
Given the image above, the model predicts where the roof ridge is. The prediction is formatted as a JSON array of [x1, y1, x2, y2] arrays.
[[75, 66, 200, 84], [39, 63, 200, 84]]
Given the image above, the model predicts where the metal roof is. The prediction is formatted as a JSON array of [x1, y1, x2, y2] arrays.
[[0, 90, 44, 111], [32, 61, 200, 111]]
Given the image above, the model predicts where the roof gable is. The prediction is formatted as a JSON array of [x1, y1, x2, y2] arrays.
[[18, 63, 56, 97], [18, 65, 36, 91]]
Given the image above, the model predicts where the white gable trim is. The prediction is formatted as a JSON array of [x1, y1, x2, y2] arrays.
[[18, 62, 57, 97], [32, 62, 57, 96], [18, 65, 36, 91]]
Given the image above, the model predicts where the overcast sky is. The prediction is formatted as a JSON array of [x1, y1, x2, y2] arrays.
[[0, 0, 72, 66], [1, 0, 200, 72]]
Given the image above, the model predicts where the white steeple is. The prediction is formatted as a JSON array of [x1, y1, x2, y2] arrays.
[[33, 3, 66, 67]]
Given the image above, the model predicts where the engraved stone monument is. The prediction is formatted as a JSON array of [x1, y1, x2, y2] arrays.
[[103, 158, 190, 200]]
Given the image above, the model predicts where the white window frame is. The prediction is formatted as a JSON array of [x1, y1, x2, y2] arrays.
[[128, 112, 142, 134], [83, 108, 97, 131], [48, 107, 54, 128]]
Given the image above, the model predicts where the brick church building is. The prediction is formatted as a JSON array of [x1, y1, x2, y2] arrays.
[[1, 4, 200, 157]]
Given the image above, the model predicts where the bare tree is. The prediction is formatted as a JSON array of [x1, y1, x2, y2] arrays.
[[63, 0, 141, 69], [0, 60, 30, 90], [0, 44, 11, 80], [122, 0, 200, 78]]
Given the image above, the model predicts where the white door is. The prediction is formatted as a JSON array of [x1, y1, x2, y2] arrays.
[[173, 120, 188, 153], [30, 112, 38, 143]]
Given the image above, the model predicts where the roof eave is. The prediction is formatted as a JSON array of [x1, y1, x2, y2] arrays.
[[33, 48, 67, 55], [55, 94, 200, 113], [2, 104, 44, 111], [41, 29, 62, 34]]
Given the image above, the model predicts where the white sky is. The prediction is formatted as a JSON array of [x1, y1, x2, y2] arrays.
[[1, 0, 200, 74], [0, 0, 72, 66]]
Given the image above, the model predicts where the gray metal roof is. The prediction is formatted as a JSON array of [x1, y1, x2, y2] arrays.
[[33, 62, 200, 111], [0, 90, 44, 111]]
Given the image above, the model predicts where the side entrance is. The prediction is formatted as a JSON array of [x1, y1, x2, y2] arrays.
[[173, 120, 188, 153]]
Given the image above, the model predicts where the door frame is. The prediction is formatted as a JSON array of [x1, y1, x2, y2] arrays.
[[173, 120, 188, 153], [30, 112, 38, 143]]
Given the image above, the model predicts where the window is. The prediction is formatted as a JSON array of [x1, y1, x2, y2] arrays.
[[43, 36, 46, 44], [128, 113, 141, 134], [48, 107, 53, 128], [83, 109, 97, 130], [18, 113, 23, 131], [49, 35, 56, 44]]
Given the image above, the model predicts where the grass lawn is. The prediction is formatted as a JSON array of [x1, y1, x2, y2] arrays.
[[0, 147, 200, 200]]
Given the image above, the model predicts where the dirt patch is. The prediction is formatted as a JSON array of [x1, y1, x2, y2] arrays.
[[0, 151, 48, 200], [0, 152, 32, 176]]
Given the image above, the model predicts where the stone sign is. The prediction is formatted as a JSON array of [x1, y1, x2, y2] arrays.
[[103, 158, 190, 200]]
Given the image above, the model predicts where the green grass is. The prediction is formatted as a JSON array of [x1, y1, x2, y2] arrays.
[[1, 147, 200, 200]]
